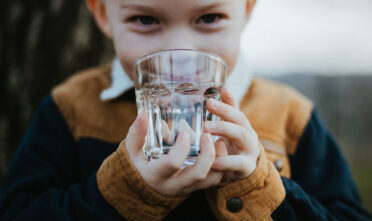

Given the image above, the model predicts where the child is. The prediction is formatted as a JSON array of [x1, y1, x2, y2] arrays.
[[1, 0, 371, 220]]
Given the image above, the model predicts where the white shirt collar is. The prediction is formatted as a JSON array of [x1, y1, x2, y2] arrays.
[[100, 52, 252, 105], [225, 52, 252, 106], [100, 59, 134, 101]]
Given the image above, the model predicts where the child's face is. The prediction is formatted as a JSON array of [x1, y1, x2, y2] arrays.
[[90, 0, 254, 77]]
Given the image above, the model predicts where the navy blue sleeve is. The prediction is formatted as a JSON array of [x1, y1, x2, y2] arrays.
[[0, 96, 125, 221], [272, 110, 372, 221]]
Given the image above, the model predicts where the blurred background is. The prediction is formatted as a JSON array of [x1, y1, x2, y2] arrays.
[[1, 0, 371, 212]]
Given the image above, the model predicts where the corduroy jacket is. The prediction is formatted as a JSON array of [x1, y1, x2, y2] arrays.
[[0, 67, 371, 221]]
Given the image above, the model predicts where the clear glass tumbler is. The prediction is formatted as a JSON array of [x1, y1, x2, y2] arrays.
[[134, 49, 227, 165]]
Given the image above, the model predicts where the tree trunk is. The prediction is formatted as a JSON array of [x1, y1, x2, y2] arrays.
[[0, 0, 114, 181]]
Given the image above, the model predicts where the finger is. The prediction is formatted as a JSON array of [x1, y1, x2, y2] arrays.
[[153, 131, 191, 178], [183, 138, 227, 191], [161, 120, 174, 144], [222, 171, 236, 183], [215, 139, 228, 157], [204, 121, 255, 153], [179, 133, 215, 185], [126, 112, 148, 156], [184, 170, 223, 193], [212, 155, 256, 177], [207, 99, 251, 130], [177, 119, 196, 141], [220, 87, 238, 108]]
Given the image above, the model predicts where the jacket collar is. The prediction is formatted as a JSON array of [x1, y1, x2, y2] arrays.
[[100, 53, 252, 105]]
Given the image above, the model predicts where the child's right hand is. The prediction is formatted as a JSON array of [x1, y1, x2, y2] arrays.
[[124, 112, 225, 197]]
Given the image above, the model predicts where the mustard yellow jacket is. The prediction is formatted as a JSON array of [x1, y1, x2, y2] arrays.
[[1, 67, 371, 221]]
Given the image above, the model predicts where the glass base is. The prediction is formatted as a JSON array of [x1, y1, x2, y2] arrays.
[[183, 156, 197, 168], [146, 146, 199, 167]]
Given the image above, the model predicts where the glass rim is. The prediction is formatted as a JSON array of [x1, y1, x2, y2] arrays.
[[133, 49, 227, 68]]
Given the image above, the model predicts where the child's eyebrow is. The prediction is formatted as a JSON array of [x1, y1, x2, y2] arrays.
[[194, 2, 230, 13], [120, 3, 157, 14]]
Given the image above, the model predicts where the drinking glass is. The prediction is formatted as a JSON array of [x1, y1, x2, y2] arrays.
[[134, 49, 227, 165]]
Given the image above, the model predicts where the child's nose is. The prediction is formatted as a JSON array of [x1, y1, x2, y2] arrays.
[[161, 26, 198, 51]]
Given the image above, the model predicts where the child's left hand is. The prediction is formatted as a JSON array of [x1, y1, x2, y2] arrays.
[[204, 87, 260, 183]]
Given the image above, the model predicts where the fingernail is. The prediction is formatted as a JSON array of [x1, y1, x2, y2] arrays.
[[133, 114, 142, 127], [136, 113, 142, 121], [206, 133, 213, 143], [224, 87, 231, 94], [204, 122, 216, 132], [208, 99, 218, 108], [180, 130, 191, 139], [137, 111, 147, 120]]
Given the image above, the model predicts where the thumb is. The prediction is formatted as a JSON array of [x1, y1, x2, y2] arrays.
[[220, 87, 238, 108], [126, 112, 148, 156]]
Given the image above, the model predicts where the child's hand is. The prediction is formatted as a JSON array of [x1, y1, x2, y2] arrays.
[[204, 87, 260, 182], [125, 112, 225, 197]]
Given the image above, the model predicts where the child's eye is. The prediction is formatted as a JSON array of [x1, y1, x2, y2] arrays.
[[130, 16, 159, 25], [196, 14, 223, 24]]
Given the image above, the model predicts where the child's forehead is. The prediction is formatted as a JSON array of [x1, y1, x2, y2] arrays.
[[124, 0, 231, 4], [119, 0, 236, 9]]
